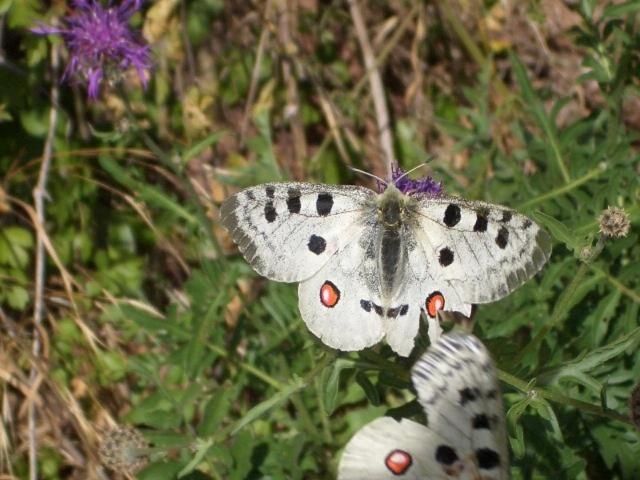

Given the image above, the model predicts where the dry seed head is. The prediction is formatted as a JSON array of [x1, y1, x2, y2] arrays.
[[598, 206, 630, 238], [631, 384, 640, 430], [99, 425, 149, 473]]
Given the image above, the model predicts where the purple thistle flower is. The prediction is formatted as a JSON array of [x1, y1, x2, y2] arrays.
[[32, 0, 151, 99], [388, 164, 442, 197]]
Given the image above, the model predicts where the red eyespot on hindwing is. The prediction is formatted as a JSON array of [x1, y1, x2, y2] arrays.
[[320, 280, 340, 308], [385, 449, 413, 475], [425, 291, 445, 318]]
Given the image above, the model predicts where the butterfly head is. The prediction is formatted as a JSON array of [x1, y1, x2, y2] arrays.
[[379, 182, 417, 227]]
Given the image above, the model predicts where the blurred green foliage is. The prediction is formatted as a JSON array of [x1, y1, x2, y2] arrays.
[[0, 0, 638, 479]]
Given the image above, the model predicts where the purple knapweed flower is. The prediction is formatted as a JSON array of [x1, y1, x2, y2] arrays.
[[389, 164, 442, 197], [32, 0, 151, 99]]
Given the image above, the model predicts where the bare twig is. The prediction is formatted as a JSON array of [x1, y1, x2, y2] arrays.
[[347, 5, 419, 99], [348, 0, 395, 178], [28, 43, 60, 480]]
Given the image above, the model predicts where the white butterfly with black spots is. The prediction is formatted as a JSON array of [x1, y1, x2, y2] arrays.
[[220, 176, 550, 356], [338, 332, 508, 479]]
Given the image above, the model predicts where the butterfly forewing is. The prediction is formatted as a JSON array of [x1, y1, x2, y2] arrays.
[[220, 182, 374, 282], [411, 196, 551, 304]]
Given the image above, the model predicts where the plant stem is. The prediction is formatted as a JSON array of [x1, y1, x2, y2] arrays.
[[28, 43, 60, 480], [590, 265, 640, 303], [208, 343, 284, 390], [498, 369, 631, 425], [518, 164, 606, 209]]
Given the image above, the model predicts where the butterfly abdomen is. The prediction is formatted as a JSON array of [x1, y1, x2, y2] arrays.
[[378, 229, 404, 299], [376, 186, 413, 301]]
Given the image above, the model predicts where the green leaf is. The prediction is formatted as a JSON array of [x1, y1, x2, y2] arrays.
[[199, 384, 241, 435], [529, 397, 563, 441], [127, 393, 182, 430], [355, 371, 380, 406], [19, 109, 49, 137], [7, 285, 29, 310], [183, 131, 226, 162], [531, 211, 577, 250], [138, 461, 185, 480], [602, 1, 640, 18], [0, 0, 13, 15], [111, 304, 188, 338], [178, 437, 214, 478], [6, 0, 38, 28], [0, 226, 34, 268], [99, 157, 198, 226], [320, 359, 351, 415], [544, 327, 640, 385], [229, 430, 255, 480], [231, 377, 305, 435]]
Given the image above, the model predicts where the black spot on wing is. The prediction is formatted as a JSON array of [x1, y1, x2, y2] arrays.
[[360, 300, 387, 316], [265, 186, 275, 198], [439, 247, 454, 267], [246, 190, 255, 201], [459, 387, 478, 405], [501, 210, 513, 222], [523, 219, 532, 229], [264, 201, 277, 223], [386, 304, 409, 318], [360, 300, 372, 312], [472, 414, 491, 430], [435, 445, 458, 466], [286, 188, 301, 214], [308, 234, 326, 255], [316, 193, 333, 216], [496, 226, 509, 249], [473, 209, 489, 232], [476, 448, 501, 470], [443, 204, 461, 227]]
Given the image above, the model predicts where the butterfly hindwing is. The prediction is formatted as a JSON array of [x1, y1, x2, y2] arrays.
[[411, 196, 551, 304], [339, 333, 508, 479], [338, 417, 434, 479], [220, 182, 373, 282], [298, 231, 386, 352], [384, 254, 472, 354], [412, 333, 508, 479]]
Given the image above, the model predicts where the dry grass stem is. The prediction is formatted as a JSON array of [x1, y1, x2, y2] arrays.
[[28, 42, 60, 480], [348, 0, 396, 177]]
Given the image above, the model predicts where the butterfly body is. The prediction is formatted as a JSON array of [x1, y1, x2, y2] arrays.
[[221, 181, 550, 356], [372, 184, 417, 301]]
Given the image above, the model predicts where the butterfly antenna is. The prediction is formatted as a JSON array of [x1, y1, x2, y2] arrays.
[[392, 161, 431, 184], [349, 167, 387, 186]]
